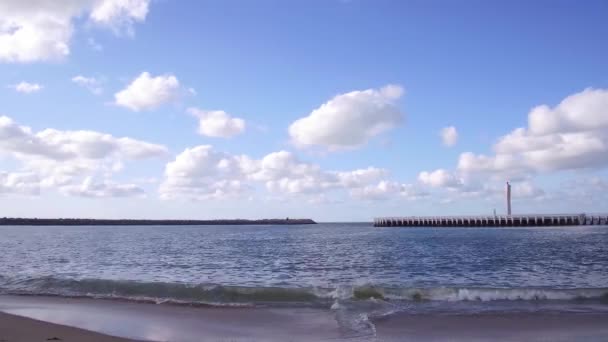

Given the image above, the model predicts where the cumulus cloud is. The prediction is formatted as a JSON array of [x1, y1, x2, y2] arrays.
[[335, 167, 387, 188], [288, 85, 404, 151], [0, 115, 167, 196], [0, 1, 80, 62], [249, 152, 385, 195], [0, 171, 40, 195], [12, 81, 43, 93], [115, 72, 181, 111], [511, 181, 545, 200], [0, 0, 151, 63], [62, 177, 144, 198], [415, 174, 546, 205], [351, 181, 427, 201], [249, 151, 325, 190], [440, 126, 458, 147], [415, 93, 602, 205], [159, 145, 392, 200], [89, 0, 150, 36], [457, 88, 608, 177], [188, 108, 246, 138], [72, 75, 103, 95], [0, 117, 167, 161], [418, 169, 462, 188], [159, 145, 250, 200]]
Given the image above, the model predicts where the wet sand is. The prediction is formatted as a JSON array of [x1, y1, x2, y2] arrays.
[[374, 312, 608, 341], [0, 295, 341, 341], [0, 311, 135, 342], [2, 295, 608, 341]]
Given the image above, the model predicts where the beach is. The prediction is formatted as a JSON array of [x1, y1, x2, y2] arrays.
[[375, 312, 608, 341], [0, 295, 341, 342], [2, 295, 608, 342], [0, 311, 134, 342]]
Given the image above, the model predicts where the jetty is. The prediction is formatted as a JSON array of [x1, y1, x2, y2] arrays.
[[375, 182, 607, 227], [374, 214, 608, 227]]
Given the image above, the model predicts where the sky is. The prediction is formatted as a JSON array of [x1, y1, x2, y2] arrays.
[[0, 0, 607, 221]]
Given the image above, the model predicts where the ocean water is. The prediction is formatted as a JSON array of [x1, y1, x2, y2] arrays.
[[1, 223, 607, 321]]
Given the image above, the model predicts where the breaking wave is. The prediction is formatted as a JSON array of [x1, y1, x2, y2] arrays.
[[3, 275, 607, 337], [1, 276, 607, 307]]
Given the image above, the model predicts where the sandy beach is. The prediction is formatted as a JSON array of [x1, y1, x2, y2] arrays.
[[2, 295, 608, 341], [0, 295, 341, 342], [0, 311, 135, 342], [375, 312, 608, 341]]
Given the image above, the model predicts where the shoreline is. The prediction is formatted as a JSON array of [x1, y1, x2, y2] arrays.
[[0, 295, 341, 341], [2, 295, 608, 341]]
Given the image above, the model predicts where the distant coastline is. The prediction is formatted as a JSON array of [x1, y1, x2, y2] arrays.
[[0, 217, 316, 226]]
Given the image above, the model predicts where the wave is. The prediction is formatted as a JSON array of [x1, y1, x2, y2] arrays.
[[1, 276, 607, 307], [378, 286, 608, 302]]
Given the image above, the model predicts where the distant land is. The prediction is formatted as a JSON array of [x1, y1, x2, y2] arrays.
[[0, 217, 316, 226]]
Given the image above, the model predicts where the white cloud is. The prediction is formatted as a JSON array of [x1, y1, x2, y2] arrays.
[[72, 75, 103, 95], [0, 171, 40, 195], [160, 145, 392, 201], [414, 174, 547, 205], [511, 181, 545, 200], [413, 101, 596, 206], [188, 108, 246, 138], [288, 85, 404, 151], [12, 81, 43, 93], [89, 0, 150, 36], [0, 115, 167, 197], [62, 177, 144, 198], [115, 72, 181, 111], [0, 0, 151, 63], [458, 88, 608, 177], [0, 1, 80, 62], [440, 126, 458, 147], [0, 121, 168, 160], [335, 167, 387, 188], [248, 152, 385, 195], [248, 151, 321, 183], [351, 181, 426, 201], [418, 169, 462, 188], [159, 145, 250, 200], [526, 88, 608, 135]]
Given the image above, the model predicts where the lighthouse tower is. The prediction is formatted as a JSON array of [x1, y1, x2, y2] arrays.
[[506, 181, 512, 216]]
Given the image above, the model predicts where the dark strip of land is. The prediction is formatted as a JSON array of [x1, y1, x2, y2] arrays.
[[0, 217, 316, 226]]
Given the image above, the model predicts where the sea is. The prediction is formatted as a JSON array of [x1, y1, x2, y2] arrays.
[[1, 223, 608, 337]]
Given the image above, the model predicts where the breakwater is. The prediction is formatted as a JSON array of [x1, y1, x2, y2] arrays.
[[0, 218, 316, 226], [374, 214, 608, 227]]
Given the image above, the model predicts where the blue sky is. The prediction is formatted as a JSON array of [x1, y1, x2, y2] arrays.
[[1, 0, 607, 221]]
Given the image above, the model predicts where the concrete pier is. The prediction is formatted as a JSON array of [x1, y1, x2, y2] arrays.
[[373, 214, 608, 227]]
